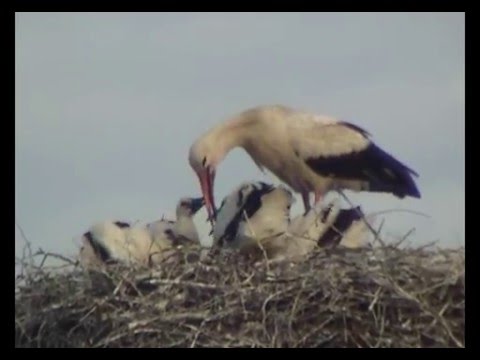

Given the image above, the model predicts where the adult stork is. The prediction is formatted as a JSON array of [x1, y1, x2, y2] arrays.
[[189, 105, 421, 221]]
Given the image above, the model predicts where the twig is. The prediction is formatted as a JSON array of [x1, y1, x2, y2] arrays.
[[337, 190, 386, 247]]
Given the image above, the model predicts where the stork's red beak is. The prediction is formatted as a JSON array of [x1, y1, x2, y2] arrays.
[[197, 168, 216, 224]]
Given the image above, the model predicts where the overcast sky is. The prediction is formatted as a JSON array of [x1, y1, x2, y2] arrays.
[[15, 12, 465, 259]]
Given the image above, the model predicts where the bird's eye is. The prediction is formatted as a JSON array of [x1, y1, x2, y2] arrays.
[[202, 157, 207, 166]]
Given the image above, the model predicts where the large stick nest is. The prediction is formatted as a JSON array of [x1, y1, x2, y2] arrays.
[[15, 243, 464, 348]]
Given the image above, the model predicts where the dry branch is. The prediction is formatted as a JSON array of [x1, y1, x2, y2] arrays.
[[15, 243, 464, 348]]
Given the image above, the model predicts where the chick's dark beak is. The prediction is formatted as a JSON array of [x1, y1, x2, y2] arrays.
[[190, 197, 205, 214]]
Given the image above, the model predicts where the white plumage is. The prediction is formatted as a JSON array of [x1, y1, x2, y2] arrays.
[[338, 215, 376, 250], [78, 197, 204, 268], [188, 104, 421, 221], [79, 221, 158, 267], [212, 181, 294, 255], [211, 181, 375, 262], [147, 197, 204, 246], [289, 200, 375, 250], [288, 199, 342, 241]]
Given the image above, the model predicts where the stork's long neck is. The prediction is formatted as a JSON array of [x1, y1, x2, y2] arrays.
[[209, 114, 257, 158]]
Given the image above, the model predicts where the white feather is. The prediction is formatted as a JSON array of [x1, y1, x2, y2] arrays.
[[78, 198, 203, 268], [213, 181, 294, 255]]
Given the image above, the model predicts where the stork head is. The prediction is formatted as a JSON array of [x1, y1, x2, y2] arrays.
[[188, 137, 225, 223]]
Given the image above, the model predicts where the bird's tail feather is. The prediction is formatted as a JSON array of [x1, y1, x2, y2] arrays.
[[368, 144, 421, 199]]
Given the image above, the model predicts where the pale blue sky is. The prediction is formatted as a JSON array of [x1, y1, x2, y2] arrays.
[[15, 12, 465, 257]]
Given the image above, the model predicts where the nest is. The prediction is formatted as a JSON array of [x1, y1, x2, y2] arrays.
[[15, 243, 464, 348]]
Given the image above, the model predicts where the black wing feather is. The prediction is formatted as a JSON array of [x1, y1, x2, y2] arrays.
[[305, 142, 421, 198]]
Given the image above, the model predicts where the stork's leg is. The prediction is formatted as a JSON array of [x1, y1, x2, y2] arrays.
[[314, 191, 323, 206], [301, 192, 311, 215]]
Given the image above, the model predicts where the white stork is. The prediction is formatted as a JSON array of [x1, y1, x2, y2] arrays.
[[289, 201, 375, 249], [147, 197, 204, 246], [212, 181, 294, 256], [78, 197, 204, 268], [79, 220, 143, 266], [188, 105, 421, 221], [79, 220, 174, 267], [211, 181, 374, 262]]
